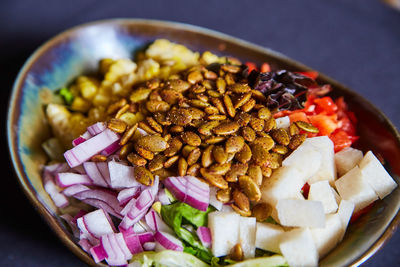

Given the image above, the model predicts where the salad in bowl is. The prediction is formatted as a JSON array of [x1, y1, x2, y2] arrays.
[[36, 38, 398, 267]]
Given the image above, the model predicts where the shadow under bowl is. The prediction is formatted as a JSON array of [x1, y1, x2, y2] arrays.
[[7, 19, 400, 267]]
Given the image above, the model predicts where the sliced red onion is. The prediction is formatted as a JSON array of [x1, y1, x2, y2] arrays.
[[83, 198, 122, 219], [118, 187, 141, 206], [62, 184, 90, 197], [145, 209, 173, 234], [90, 243, 108, 263], [73, 131, 92, 147], [87, 122, 106, 136], [133, 221, 152, 234], [60, 214, 79, 238], [137, 232, 155, 245], [156, 188, 171, 205], [164, 176, 209, 211], [115, 232, 132, 260], [64, 129, 120, 168], [121, 198, 136, 216], [72, 210, 88, 223], [109, 161, 140, 189], [81, 209, 116, 239], [209, 186, 223, 211], [196, 226, 212, 248], [154, 231, 183, 252], [101, 141, 121, 156], [121, 231, 144, 255], [73, 189, 122, 216], [78, 238, 92, 253], [83, 162, 108, 187], [43, 172, 69, 208], [102, 234, 127, 266], [56, 172, 92, 188], [77, 217, 99, 245], [119, 177, 159, 229], [71, 165, 86, 174], [96, 162, 111, 186], [143, 242, 156, 251], [44, 162, 70, 174]]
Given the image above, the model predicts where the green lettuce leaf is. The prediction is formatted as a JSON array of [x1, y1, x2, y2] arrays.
[[161, 202, 215, 263]]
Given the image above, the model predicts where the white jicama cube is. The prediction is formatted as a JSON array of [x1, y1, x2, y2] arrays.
[[275, 116, 290, 129], [311, 214, 343, 258], [239, 217, 257, 259], [280, 228, 318, 267], [261, 166, 306, 207], [336, 200, 355, 241], [276, 199, 325, 228], [335, 166, 378, 212], [303, 136, 337, 185], [308, 181, 338, 214], [334, 147, 363, 176], [359, 151, 397, 199], [282, 144, 322, 179], [255, 222, 285, 253], [208, 211, 240, 257]]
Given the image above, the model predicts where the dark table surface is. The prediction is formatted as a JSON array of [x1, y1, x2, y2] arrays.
[[1, 0, 400, 266]]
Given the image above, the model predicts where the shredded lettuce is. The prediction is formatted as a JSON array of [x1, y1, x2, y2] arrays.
[[58, 87, 74, 105]]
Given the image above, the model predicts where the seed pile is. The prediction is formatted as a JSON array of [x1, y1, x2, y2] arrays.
[[103, 63, 318, 217]]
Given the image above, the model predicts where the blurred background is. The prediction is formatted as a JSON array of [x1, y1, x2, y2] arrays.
[[1, 0, 399, 266]]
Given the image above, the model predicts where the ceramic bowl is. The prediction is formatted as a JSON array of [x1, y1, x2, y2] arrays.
[[7, 19, 400, 266]]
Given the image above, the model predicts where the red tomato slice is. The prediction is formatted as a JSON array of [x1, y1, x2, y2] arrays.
[[330, 130, 353, 152], [245, 62, 257, 73], [261, 63, 271, 72], [297, 71, 318, 80], [314, 97, 338, 115], [289, 112, 309, 123], [309, 114, 338, 136], [301, 183, 310, 198]]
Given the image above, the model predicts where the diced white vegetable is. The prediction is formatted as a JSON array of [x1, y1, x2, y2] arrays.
[[276, 199, 325, 228], [336, 200, 355, 241], [108, 161, 140, 188], [359, 151, 397, 199], [311, 214, 343, 257], [208, 211, 240, 257], [303, 136, 336, 185], [275, 116, 290, 129], [308, 181, 338, 214], [282, 145, 322, 179], [335, 166, 378, 212], [334, 147, 363, 176], [261, 166, 306, 207], [255, 222, 285, 253], [239, 217, 256, 259], [279, 228, 318, 267]]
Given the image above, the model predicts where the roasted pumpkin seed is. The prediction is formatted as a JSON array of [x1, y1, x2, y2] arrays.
[[213, 121, 240, 135], [216, 188, 232, 203], [225, 136, 245, 153], [295, 121, 319, 133], [187, 147, 201, 165], [134, 166, 154, 186], [127, 153, 147, 167], [270, 128, 290, 145], [200, 168, 228, 189], [238, 175, 261, 201]]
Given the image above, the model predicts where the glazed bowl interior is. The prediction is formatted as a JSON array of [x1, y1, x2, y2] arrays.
[[7, 19, 400, 267]]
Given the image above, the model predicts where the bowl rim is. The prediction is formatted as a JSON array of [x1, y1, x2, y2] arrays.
[[6, 18, 400, 266]]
